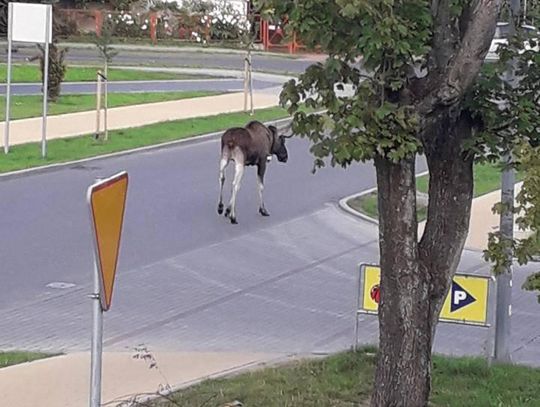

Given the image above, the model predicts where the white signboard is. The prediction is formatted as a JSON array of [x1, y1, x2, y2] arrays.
[[4, 2, 52, 156], [11, 3, 52, 44]]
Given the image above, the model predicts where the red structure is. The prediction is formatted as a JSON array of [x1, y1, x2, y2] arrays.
[[57, 7, 308, 54]]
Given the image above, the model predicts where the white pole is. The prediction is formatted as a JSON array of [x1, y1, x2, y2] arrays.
[[248, 50, 254, 115], [96, 71, 102, 139], [4, 3, 14, 154], [243, 54, 249, 112], [41, 6, 51, 159], [104, 64, 108, 141], [89, 260, 104, 407]]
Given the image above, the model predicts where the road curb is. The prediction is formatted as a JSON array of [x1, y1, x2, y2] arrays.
[[338, 170, 430, 224], [338, 187, 380, 225], [0, 116, 293, 181]]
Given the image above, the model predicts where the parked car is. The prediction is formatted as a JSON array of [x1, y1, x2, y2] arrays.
[[486, 22, 539, 60]]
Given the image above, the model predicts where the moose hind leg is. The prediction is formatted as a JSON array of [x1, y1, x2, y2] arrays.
[[217, 158, 229, 215], [257, 178, 269, 216], [227, 161, 244, 224]]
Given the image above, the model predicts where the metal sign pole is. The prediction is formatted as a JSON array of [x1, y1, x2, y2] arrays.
[[494, 0, 520, 364], [41, 6, 51, 159], [87, 172, 128, 407], [4, 3, 14, 154], [89, 260, 104, 407], [486, 277, 497, 366], [354, 265, 362, 351]]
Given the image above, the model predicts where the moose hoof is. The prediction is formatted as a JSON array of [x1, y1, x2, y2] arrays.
[[217, 203, 224, 215], [224, 208, 231, 218], [259, 208, 270, 217], [230, 217, 238, 224]]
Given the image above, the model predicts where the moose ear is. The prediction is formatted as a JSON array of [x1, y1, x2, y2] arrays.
[[268, 125, 278, 136]]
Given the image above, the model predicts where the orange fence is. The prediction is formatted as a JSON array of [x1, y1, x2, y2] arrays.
[[260, 19, 304, 54], [57, 9, 307, 54]]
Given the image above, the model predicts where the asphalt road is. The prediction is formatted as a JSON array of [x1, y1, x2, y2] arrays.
[[0, 78, 278, 96], [0, 136, 373, 307], [1, 133, 539, 365], [5, 45, 317, 74]]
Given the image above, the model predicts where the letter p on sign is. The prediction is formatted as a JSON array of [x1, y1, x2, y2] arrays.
[[454, 290, 467, 304]]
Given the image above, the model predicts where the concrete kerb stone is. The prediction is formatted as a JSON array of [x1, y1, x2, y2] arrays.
[[338, 170, 430, 224], [0, 117, 294, 181], [338, 187, 380, 225]]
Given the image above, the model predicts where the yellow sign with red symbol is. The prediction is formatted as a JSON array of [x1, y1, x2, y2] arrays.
[[359, 264, 491, 326]]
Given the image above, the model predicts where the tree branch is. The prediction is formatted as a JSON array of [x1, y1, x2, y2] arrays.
[[417, 0, 500, 115]]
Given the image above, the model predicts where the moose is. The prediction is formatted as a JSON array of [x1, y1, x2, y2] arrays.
[[217, 120, 292, 224]]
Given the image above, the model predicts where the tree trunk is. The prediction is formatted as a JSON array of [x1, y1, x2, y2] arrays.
[[372, 155, 434, 406], [419, 111, 475, 327], [371, 112, 475, 406]]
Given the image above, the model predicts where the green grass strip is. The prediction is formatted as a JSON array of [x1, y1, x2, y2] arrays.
[[0, 351, 54, 368], [0, 91, 221, 121], [153, 349, 540, 406], [0, 106, 290, 174], [0, 64, 218, 83], [348, 163, 514, 221]]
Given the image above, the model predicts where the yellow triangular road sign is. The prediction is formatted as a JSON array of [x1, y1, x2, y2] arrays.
[[88, 172, 128, 311]]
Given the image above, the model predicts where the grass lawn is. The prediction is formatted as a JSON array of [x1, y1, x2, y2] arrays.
[[348, 163, 517, 221], [348, 192, 429, 223], [0, 106, 291, 174], [0, 351, 53, 368], [0, 64, 219, 83], [0, 91, 221, 121], [150, 349, 540, 406]]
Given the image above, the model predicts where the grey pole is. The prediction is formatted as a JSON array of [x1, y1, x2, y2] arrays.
[[494, 158, 514, 363], [89, 260, 104, 407], [494, 0, 520, 364], [4, 3, 14, 154], [41, 6, 51, 159]]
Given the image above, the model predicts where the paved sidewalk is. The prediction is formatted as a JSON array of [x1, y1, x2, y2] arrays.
[[464, 183, 527, 251], [0, 90, 280, 148], [0, 352, 289, 407], [416, 189, 507, 253]]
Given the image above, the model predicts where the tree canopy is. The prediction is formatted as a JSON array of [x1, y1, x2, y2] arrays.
[[257, 0, 539, 405]]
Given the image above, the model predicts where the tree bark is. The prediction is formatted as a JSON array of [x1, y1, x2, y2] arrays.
[[371, 155, 434, 406], [371, 113, 474, 407], [419, 111, 475, 326]]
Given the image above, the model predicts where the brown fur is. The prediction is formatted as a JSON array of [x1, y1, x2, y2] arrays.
[[217, 121, 288, 224], [220, 122, 274, 166]]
